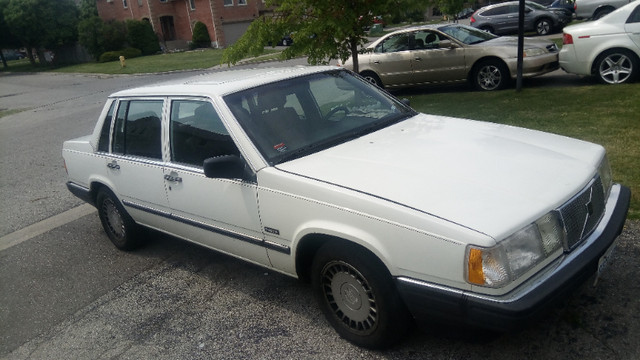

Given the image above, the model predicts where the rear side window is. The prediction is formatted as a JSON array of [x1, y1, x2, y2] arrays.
[[112, 100, 164, 159], [97, 101, 116, 152]]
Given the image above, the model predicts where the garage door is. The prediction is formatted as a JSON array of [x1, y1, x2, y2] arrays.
[[222, 21, 252, 46]]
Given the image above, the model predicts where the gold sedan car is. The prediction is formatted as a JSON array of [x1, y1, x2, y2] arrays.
[[341, 24, 560, 91]]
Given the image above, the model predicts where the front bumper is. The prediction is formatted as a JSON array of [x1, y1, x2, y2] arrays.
[[506, 52, 560, 79], [396, 184, 630, 331]]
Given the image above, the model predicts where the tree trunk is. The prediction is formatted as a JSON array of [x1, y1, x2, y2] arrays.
[[350, 38, 359, 74]]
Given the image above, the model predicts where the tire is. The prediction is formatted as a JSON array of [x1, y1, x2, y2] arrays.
[[535, 18, 552, 36], [311, 241, 412, 349], [96, 188, 142, 250], [593, 8, 613, 20], [472, 59, 509, 91], [360, 71, 383, 88], [594, 49, 638, 84], [479, 26, 495, 34]]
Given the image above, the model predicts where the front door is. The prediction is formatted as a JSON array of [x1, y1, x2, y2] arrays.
[[164, 99, 269, 265], [409, 30, 467, 84]]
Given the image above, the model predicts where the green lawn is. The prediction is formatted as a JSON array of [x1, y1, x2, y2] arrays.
[[405, 84, 639, 219]]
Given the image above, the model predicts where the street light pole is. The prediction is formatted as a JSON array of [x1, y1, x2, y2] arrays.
[[516, 0, 525, 92]]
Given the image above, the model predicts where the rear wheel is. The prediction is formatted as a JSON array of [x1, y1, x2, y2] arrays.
[[473, 59, 509, 91], [360, 71, 383, 88], [593, 7, 613, 20], [535, 18, 552, 36], [96, 188, 142, 250], [311, 241, 412, 349], [594, 49, 638, 84]]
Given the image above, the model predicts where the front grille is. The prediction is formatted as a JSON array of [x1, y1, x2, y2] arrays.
[[558, 176, 606, 251]]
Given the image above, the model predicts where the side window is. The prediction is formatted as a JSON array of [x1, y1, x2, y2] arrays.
[[375, 33, 409, 53], [170, 100, 239, 167], [413, 31, 440, 49], [112, 100, 163, 159], [97, 101, 116, 152]]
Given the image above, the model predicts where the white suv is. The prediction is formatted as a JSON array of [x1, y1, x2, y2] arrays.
[[63, 66, 630, 348]]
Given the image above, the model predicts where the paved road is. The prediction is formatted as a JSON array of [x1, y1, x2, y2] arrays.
[[1, 66, 638, 359]]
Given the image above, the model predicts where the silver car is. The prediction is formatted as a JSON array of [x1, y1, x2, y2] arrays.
[[470, 1, 568, 35], [574, 0, 634, 19], [340, 24, 559, 91]]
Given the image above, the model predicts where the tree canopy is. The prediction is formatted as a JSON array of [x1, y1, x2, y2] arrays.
[[3, 0, 78, 64], [223, 0, 411, 72]]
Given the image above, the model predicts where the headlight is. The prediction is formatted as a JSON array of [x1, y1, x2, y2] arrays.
[[523, 48, 545, 57], [466, 212, 564, 288], [598, 154, 612, 201]]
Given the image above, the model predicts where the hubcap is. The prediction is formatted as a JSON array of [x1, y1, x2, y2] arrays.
[[537, 21, 550, 35], [599, 54, 633, 84], [103, 199, 125, 239], [320, 261, 378, 334], [478, 65, 502, 90]]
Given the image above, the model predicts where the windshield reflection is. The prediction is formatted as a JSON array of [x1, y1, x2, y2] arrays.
[[224, 70, 416, 165]]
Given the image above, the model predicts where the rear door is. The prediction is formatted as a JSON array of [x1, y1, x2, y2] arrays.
[[367, 32, 414, 86], [107, 98, 171, 229]]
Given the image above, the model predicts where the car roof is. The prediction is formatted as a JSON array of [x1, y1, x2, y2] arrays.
[[109, 65, 339, 98]]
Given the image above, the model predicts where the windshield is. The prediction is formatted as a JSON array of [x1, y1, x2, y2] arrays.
[[224, 70, 415, 165], [438, 24, 497, 44]]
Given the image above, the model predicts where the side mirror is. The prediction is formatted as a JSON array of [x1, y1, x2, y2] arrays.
[[203, 155, 251, 181], [438, 40, 457, 49]]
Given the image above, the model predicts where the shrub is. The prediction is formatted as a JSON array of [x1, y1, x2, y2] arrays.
[[126, 20, 161, 55], [98, 48, 142, 63], [191, 21, 211, 48]]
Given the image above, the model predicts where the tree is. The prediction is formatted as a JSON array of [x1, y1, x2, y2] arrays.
[[434, 0, 467, 21], [223, 0, 402, 73], [3, 0, 78, 65], [0, 0, 23, 69]]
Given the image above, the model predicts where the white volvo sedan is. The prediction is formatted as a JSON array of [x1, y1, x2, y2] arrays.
[[63, 66, 630, 349]]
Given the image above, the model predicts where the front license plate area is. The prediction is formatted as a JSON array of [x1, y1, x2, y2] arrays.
[[594, 239, 618, 286]]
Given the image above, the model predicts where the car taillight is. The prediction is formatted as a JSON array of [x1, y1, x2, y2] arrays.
[[563, 33, 573, 45], [470, 15, 476, 24]]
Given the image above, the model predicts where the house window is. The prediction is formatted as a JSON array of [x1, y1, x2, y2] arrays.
[[122, 0, 128, 9], [224, 0, 233, 6], [189, 0, 196, 10], [138, 0, 142, 6], [238, 0, 247, 5]]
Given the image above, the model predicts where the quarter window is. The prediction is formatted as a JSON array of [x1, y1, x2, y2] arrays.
[[169, 100, 239, 167], [112, 100, 164, 159], [98, 101, 117, 153]]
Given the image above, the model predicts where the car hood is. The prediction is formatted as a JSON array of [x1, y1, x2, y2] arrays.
[[480, 36, 554, 50], [275, 114, 603, 240]]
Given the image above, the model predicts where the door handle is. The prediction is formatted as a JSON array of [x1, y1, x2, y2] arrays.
[[164, 174, 182, 183], [414, 57, 422, 61], [107, 161, 120, 170], [373, 60, 380, 64]]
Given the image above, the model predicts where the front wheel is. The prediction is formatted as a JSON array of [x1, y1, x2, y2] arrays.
[[311, 241, 412, 349], [96, 188, 142, 250], [595, 49, 638, 84], [473, 60, 509, 91]]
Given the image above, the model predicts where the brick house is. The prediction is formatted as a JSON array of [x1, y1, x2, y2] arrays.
[[96, 0, 269, 50]]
